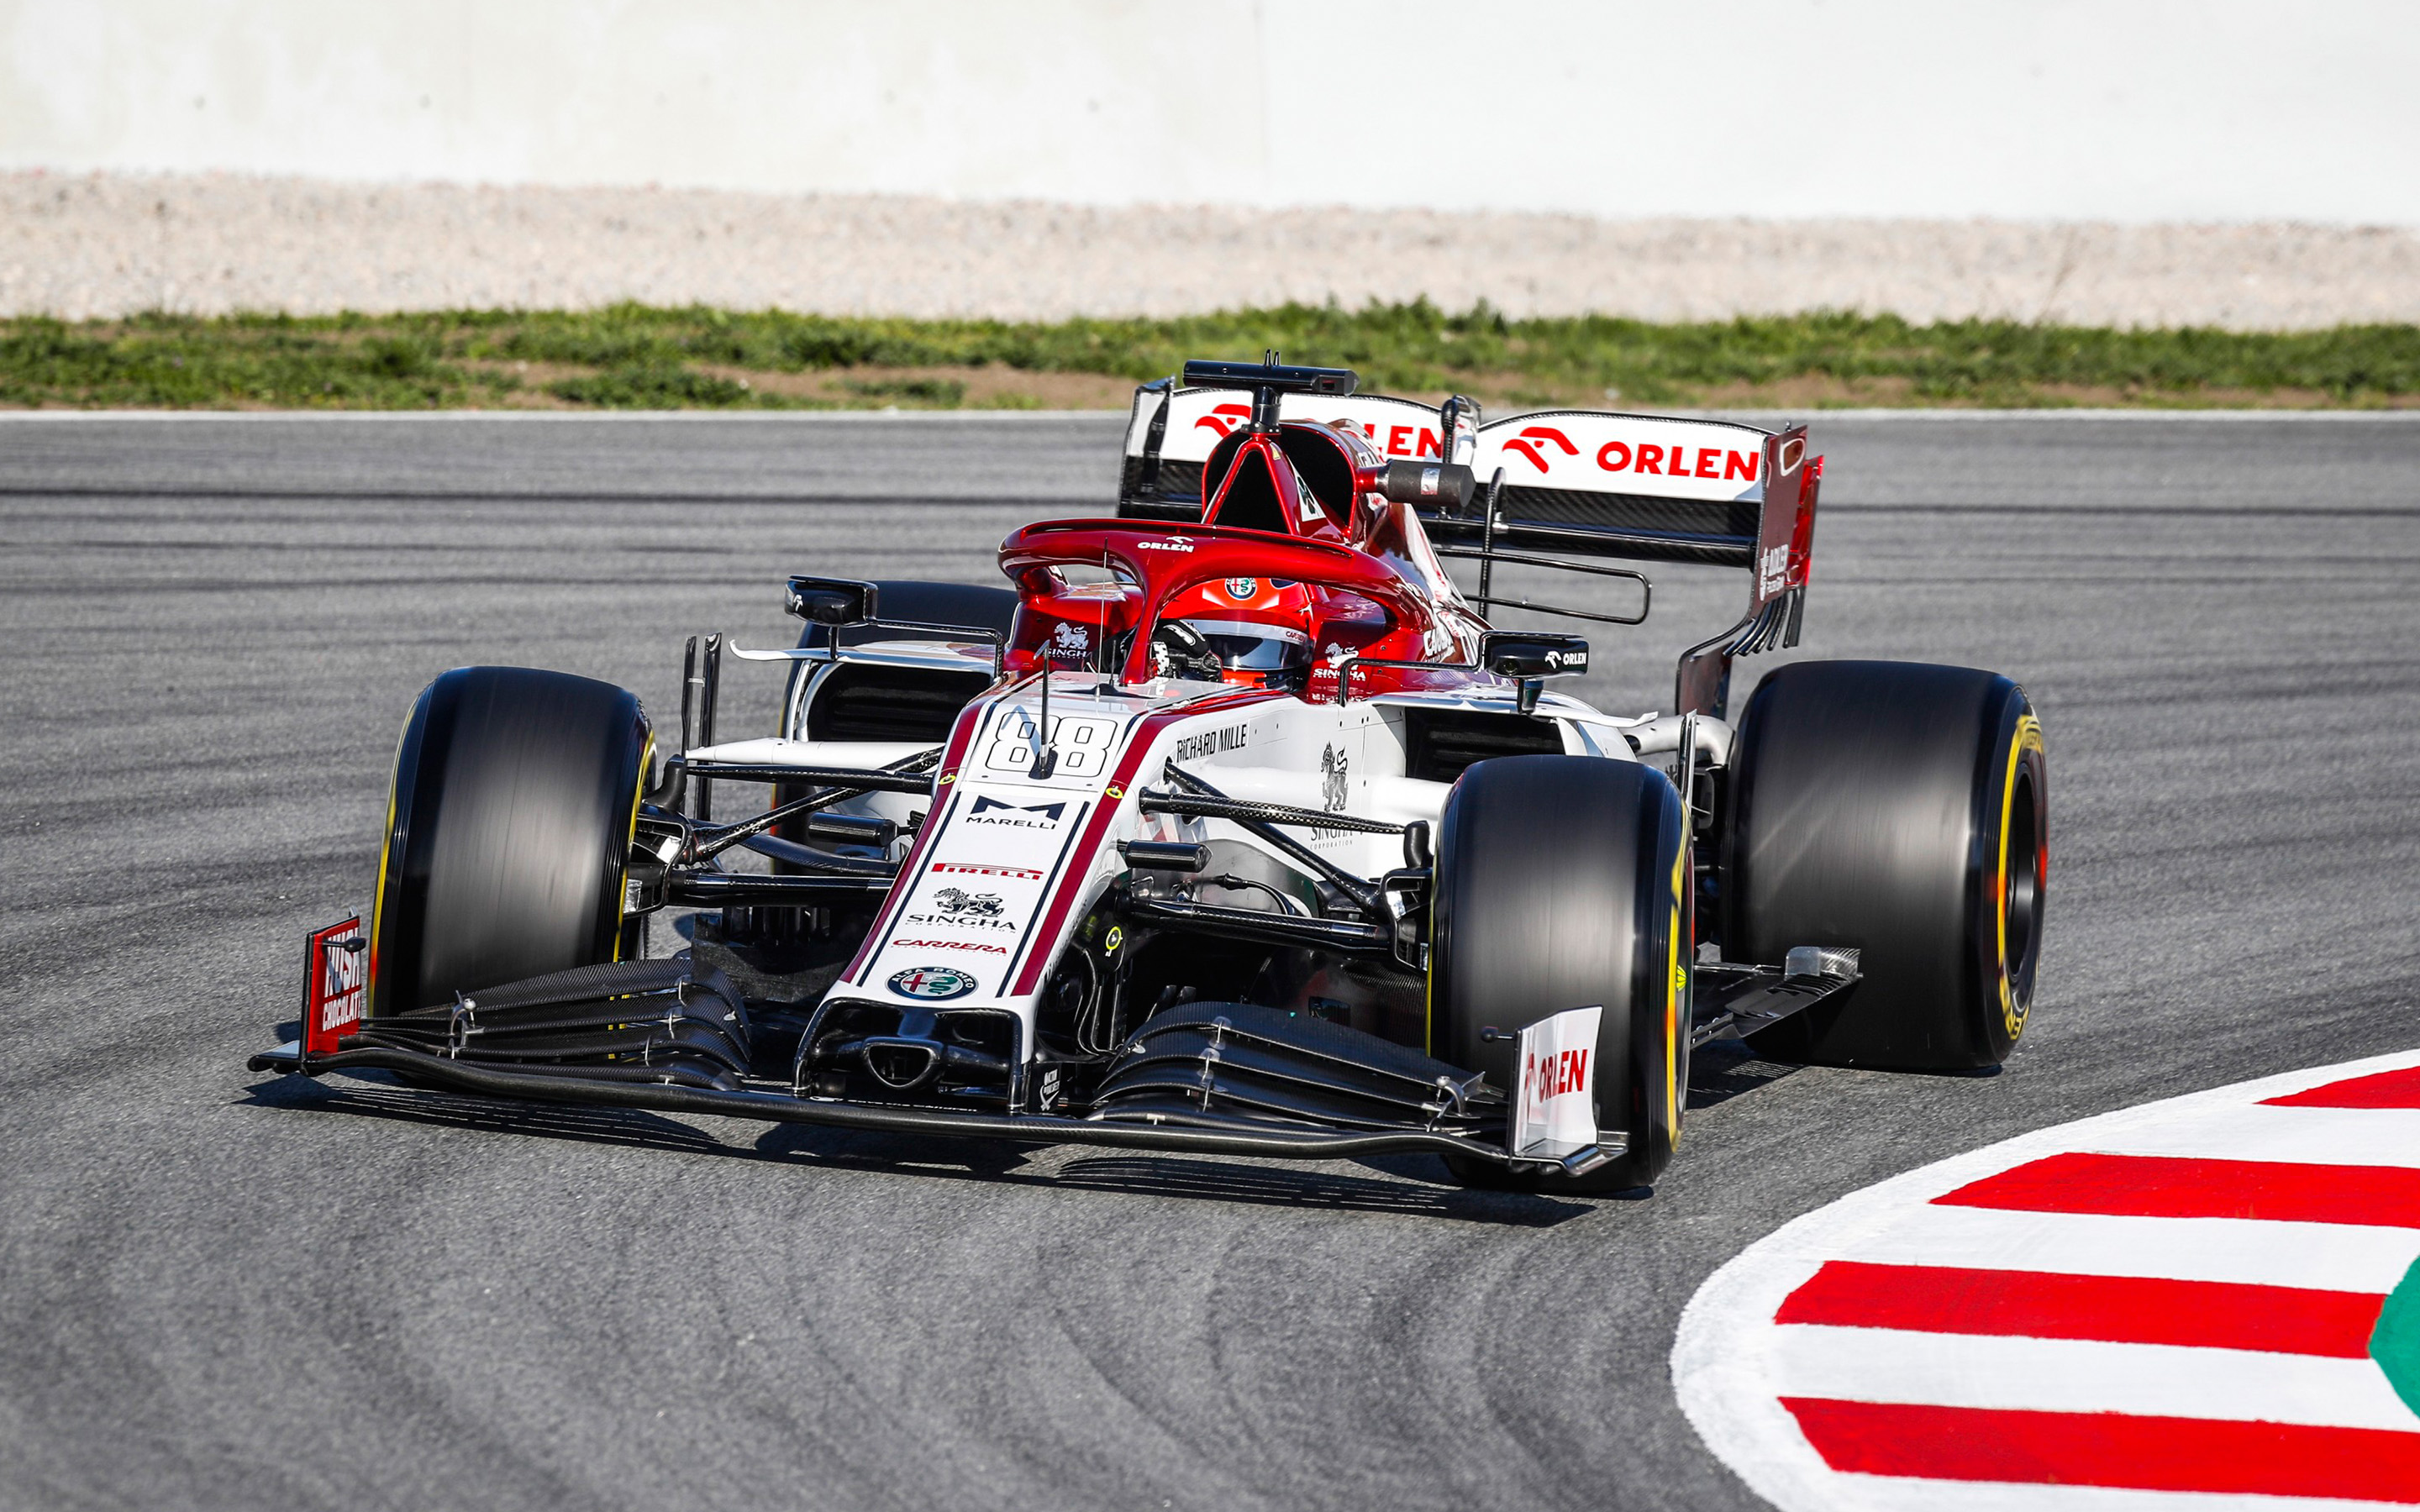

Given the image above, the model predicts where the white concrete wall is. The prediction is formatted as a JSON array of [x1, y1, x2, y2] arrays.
[[3, 0, 2414, 224]]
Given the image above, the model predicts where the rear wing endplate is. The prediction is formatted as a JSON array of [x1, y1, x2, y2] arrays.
[[1451, 410, 1823, 715], [1458, 407, 1818, 616]]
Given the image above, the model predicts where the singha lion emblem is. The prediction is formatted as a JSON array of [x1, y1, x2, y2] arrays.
[[933, 888, 1005, 917]]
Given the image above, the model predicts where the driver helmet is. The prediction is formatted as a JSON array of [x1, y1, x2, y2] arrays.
[[1150, 576, 1316, 685], [1182, 617, 1313, 680]]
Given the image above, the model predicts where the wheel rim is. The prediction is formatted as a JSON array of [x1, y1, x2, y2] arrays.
[[2002, 766, 2044, 1000]]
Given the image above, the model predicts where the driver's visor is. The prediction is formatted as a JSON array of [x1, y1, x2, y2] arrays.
[[1180, 618, 1312, 670]]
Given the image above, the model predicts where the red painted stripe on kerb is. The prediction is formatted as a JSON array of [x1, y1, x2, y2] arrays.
[[1781, 1398, 2420, 1502], [2265, 1063, 2420, 1108], [1774, 1260, 2386, 1357], [1933, 1152, 2420, 1229]]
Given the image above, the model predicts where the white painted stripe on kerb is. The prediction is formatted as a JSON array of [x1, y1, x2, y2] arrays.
[[1833, 1205, 2420, 1294], [2074, 1103, 2420, 1169], [1764, 1325, 2418, 1432]]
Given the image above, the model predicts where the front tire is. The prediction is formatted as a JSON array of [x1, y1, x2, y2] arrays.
[[369, 666, 651, 1016], [1723, 659, 2048, 1070], [1430, 755, 1691, 1193]]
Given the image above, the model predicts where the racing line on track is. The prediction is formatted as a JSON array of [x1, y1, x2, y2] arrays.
[[1675, 1052, 2420, 1509]]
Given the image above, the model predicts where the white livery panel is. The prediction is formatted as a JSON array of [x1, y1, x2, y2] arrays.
[[831, 676, 1433, 1023], [1124, 386, 1464, 468], [1472, 412, 1773, 505]]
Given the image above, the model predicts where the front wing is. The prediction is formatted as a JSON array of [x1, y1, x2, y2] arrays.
[[248, 1037, 1618, 1179]]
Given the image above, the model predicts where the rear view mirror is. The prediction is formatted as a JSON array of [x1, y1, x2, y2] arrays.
[[1481, 631, 1589, 680], [786, 576, 879, 627], [1480, 631, 1589, 715]]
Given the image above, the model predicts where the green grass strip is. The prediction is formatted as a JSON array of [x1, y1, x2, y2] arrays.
[[2375, 1254, 2420, 1421], [2, 302, 2415, 410]]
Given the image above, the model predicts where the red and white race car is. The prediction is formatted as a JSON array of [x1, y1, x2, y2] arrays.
[[252, 358, 2048, 1194]]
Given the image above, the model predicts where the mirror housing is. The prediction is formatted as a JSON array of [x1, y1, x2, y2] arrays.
[[1480, 631, 1589, 716], [1481, 631, 1590, 680], [785, 576, 879, 627]]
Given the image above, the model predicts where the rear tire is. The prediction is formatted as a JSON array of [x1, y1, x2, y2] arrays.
[[1429, 756, 1691, 1193], [1724, 659, 2047, 1070], [369, 666, 652, 1016]]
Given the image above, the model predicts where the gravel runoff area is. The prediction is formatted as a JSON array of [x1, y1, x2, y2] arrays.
[[5, 171, 2416, 329]]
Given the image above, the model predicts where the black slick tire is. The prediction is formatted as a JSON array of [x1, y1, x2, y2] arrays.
[[1724, 659, 2048, 1071], [369, 666, 652, 1016], [1429, 755, 1691, 1194]]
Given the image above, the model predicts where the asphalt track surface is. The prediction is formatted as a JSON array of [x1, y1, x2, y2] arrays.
[[3, 411, 2416, 1512]]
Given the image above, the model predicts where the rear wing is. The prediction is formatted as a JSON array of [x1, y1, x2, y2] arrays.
[[1453, 410, 1819, 643], [1449, 409, 1823, 716], [1118, 380, 1476, 519], [1117, 375, 1823, 717]]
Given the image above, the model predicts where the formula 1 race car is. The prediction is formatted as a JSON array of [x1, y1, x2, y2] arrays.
[[250, 358, 2048, 1193]]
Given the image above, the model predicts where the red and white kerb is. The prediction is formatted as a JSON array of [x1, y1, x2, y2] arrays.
[[1675, 1047, 2420, 1509]]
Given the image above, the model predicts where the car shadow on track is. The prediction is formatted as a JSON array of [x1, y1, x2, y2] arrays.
[[239, 1074, 1588, 1226], [1687, 1040, 1807, 1111], [755, 1126, 1590, 1226], [240, 1074, 746, 1157], [1024, 1155, 1584, 1226]]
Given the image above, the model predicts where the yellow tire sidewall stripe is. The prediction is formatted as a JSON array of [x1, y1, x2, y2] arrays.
[[1666, 822, 1688, 1143], [613, 732, 654, 963], [1995, 712, 2045, 1040], [365, 704, 417, 1016]]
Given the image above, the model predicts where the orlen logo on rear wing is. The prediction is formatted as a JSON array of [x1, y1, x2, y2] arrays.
[[1442, 410, 1823, 712], [1465, 411, 1816, 600], [1476, 412, 1770, 506], [1119, 385, 1474, 512], [1136, 389, 1455, 463]]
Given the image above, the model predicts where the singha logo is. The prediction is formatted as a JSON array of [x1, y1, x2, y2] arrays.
[[1320, 743, 1349, 813], [933, 888, 1005, 917], [1050, 622, 1090, 659]]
